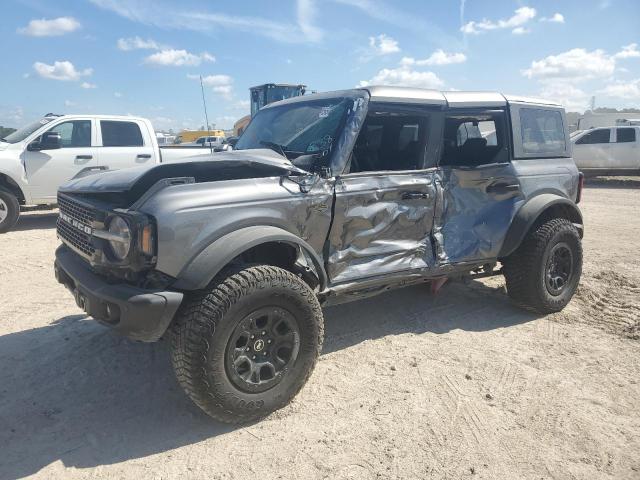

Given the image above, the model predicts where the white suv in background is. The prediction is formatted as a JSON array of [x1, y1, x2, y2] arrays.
[[571, 126, 640, 176]]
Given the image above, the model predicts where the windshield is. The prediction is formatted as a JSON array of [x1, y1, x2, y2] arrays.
[[2, 117, 53, 143], [235, 97, 353, 159]]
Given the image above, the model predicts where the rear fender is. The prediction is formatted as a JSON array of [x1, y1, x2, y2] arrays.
[[499, 194, 583, 258]]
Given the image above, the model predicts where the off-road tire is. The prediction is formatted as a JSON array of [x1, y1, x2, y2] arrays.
[[170, 264, 324, 424], [503, 218, 582, 314], [0, 188, 20, 233]]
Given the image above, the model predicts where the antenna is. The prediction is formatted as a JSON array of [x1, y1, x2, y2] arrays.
[[199, 75, 213, 154]]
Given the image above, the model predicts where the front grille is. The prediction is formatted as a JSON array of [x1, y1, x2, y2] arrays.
[[57, 194, 96, 258]]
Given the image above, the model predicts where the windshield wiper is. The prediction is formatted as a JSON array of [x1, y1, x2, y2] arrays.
[[260, 140, 291, 158]]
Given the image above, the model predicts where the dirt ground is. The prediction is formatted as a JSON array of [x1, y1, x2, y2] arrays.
[[1, 180, 639, 480]]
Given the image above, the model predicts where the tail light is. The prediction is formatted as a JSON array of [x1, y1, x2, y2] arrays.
[[576, 172, 584, 204]]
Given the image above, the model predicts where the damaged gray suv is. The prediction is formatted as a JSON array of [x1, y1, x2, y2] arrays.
[[54, 87, 584, 423]]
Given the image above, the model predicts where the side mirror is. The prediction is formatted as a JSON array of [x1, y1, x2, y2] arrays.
[[30, 131, 62, 151]]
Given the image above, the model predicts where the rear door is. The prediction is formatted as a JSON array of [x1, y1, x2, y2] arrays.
[[22, 118, 97, 202], [435, 107, 521, 264], [96, 119, 155, 171], [613, 127, 639, 168], [326, 104, 440, 284]]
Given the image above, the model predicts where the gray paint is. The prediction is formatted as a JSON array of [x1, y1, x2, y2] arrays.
[[56, 87, 583, 305]]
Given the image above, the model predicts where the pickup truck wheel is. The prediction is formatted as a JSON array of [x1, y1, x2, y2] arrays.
[[0, 188, 20, 233], [503, 218, 582, 314], [170, 264, 324, 423]]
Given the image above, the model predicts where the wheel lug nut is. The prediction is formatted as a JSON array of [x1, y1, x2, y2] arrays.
[[250, 335, 255, 339], [262, 331, 266, 335], [252, 355, 256, 360], [263, 352, 268, 356], [245, 347, 250, 352], [267, 339, 272, 344]]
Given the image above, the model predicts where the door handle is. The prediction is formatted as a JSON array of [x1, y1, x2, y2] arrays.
[[137, 154, 152, 159], [401, 191, 430, 200], [486, 182, 519, 194], [75, 155, 93, 160]]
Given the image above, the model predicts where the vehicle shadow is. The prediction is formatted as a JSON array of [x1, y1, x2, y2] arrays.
[[0, 281, 538, 479], [13, 212, 58, 231]]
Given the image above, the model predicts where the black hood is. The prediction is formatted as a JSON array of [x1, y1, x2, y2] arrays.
[[59, 149, 308, 206]]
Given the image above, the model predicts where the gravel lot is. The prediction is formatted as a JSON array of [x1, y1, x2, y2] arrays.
[[1, 180, 639, 479]]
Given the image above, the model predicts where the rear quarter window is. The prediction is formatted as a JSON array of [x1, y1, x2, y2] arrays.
[[101, 121, 144, 147], [518, 108, 566, 157]]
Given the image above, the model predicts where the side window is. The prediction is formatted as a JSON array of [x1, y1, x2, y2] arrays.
[[519, 108, 566, 155], [617, 128, 636, 143], [350, 111, 428, 173], [47, 120, 91, 148], [441, 111, 507, 167], [576, 129, 611, 145], [100, 121, 143, 147]]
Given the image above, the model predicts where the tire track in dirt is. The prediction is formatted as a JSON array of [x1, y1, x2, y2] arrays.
[[573, 270, 640, 339]]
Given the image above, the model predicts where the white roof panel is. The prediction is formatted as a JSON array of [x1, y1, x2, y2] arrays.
[[442, 91, 507, 107]]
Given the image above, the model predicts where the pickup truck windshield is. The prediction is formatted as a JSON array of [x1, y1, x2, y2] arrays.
[[235, 97, 352, 158], [1, 118, 54, 144]]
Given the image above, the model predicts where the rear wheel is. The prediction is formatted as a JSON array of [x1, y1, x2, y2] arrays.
[[170, 265, 324, 423], [503, 218, 582, 313], [0, 188, 20, 233]]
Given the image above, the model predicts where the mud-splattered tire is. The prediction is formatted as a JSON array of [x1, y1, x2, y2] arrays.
[[503, 218, 582, 314], [170, 265, 324, 424], [0, 188, 20, 234]]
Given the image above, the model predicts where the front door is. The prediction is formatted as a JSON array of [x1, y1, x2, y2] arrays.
[[22, 119, 97, 202], [436, 108, 520, 264], [573, 128, 613, 169], [326, 104, 439, 284]]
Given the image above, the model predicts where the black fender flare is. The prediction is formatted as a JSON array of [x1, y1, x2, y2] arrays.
[[498, 194, 583, 258], [173, 226, 328, 291]]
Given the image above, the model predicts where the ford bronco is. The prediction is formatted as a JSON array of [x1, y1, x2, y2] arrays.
[[54, 87, 584, 423]]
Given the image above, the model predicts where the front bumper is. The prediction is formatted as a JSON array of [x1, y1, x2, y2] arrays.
[[54, 245, 183, 342]]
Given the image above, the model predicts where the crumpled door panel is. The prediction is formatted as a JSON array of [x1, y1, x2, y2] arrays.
[[327, 172, 437, 283]]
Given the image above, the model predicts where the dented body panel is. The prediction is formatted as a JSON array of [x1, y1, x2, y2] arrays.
[[327, 170, 438, 283]]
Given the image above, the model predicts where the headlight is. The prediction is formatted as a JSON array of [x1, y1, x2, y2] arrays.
[[107, 215, 131, 260]]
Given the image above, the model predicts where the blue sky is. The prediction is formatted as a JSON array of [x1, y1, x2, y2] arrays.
[[2, 0, 639, 131]]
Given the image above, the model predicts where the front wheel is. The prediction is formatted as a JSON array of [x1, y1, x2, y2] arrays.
[[0, 188, 20, 233], [503, 218, 582, 313], [170, 265, 324, 423]]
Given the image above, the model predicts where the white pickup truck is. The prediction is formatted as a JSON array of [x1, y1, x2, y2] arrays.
[[0, 114, 214, 232], [571, 126, 640, 176]]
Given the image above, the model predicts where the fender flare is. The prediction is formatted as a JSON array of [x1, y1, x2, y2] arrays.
[[498, 194, 583, 258], [0, 172, 27, 204], [172, 226, 328, 291]]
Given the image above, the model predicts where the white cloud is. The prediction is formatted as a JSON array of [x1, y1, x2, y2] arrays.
[[18, 17, 81, 37], [368, 34, 400, 55], [401, 50, 466, 67], [461, 6, 536, 35], [33, 60, 93, 81], [81, 82, 97, 89], [541, 13, 565, 23], [512, 27, 530, 35], [297, 0, 324, 42], [114, 92, 123, 98], [358, 65, 444, 89], [117, 36, 164, 51], [64, 100, 76, 107], [187, 74, 234, 99], [90, 0, 324, 44], [145, 49, 215, 67], [614, 43, 640, 59], [600, 79, 640, 99], [539, 83, 589, 111], [0, 106, 24, 125], [522, 48, 616, 81]]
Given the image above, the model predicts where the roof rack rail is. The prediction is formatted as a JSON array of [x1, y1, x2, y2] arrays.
[[44, 113, 63, 117]]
